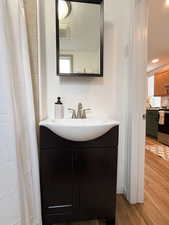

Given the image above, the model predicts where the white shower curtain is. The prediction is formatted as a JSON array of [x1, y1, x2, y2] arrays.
[[0, 0, 42, 224]]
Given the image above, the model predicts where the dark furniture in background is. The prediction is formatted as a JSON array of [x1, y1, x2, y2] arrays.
[[158, 112, 169, 146], [158, 111, 169, 135], [146, 110, 159, 139], [40, 125, 119, 225]]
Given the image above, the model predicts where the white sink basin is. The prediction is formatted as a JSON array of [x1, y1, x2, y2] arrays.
[[40, 119, 119, 142]]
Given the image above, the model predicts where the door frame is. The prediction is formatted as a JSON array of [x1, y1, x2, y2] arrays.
[[126, 0, 149, 204]]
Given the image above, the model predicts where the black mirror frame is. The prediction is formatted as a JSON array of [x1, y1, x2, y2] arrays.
[[56, 0, 104, 77]]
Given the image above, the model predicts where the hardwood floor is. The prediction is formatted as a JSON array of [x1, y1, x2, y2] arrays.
[[55, 137, 169, 225], [117, 137, 169, 225], [146, 136, 160, 145], [145, 136, 168, 147]]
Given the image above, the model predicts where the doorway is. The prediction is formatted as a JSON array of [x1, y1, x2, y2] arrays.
[[144, 1, 169, 221], [127, 0, 169, 205]]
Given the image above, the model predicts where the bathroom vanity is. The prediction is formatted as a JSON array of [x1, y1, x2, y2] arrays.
[[40, 122, 119, 225]]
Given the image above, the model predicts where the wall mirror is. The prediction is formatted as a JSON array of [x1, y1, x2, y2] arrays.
[[56, 0, 104, 77]]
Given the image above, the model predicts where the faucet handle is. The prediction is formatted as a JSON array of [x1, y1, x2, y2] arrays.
[[68, 108, 77, 119], [82, 108, 91, 119]]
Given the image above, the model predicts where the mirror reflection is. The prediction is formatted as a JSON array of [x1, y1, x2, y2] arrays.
[[58, 1, 101, 75]]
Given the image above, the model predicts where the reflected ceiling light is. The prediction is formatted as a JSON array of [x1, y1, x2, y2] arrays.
[[152, 58, 159, 64], [58, 0, 71, 20], [166, 0, 169, 6]]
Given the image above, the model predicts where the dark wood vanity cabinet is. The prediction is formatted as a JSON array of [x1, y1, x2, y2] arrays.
[[40, 126, 119, 225]]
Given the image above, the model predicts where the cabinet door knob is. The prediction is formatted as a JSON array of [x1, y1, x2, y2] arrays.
[[142, 114, 146, 120]]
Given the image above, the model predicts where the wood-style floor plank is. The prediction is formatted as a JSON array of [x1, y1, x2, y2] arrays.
[[117, 137, 169, 225]]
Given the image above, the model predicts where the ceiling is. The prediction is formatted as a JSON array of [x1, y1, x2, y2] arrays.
[[148, 0, 169, 72]]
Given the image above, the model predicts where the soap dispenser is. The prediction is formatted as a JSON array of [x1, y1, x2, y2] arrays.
[[54, 97, 64, 119]]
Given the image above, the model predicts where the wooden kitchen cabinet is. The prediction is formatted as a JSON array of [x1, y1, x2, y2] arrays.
[[154, 69, 169, 96]]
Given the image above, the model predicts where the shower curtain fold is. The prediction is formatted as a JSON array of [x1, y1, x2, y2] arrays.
[[0, 0, 42, 224]]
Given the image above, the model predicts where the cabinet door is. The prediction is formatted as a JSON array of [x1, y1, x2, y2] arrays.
[[154, 69, 169, 96], [40, 149, 75, 216], [77, 148, 117, 219]]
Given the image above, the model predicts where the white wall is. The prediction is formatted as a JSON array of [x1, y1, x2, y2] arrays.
[[61, 50, 100, 73], [147, 76, 161, 107], [40, 0, 130, 193], [161, 96, 169, 107], [147, 63, 169, 76]]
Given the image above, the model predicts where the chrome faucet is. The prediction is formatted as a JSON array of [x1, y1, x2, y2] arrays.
[[68, 108, 77, 119], [68, 102, 91, 119]]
